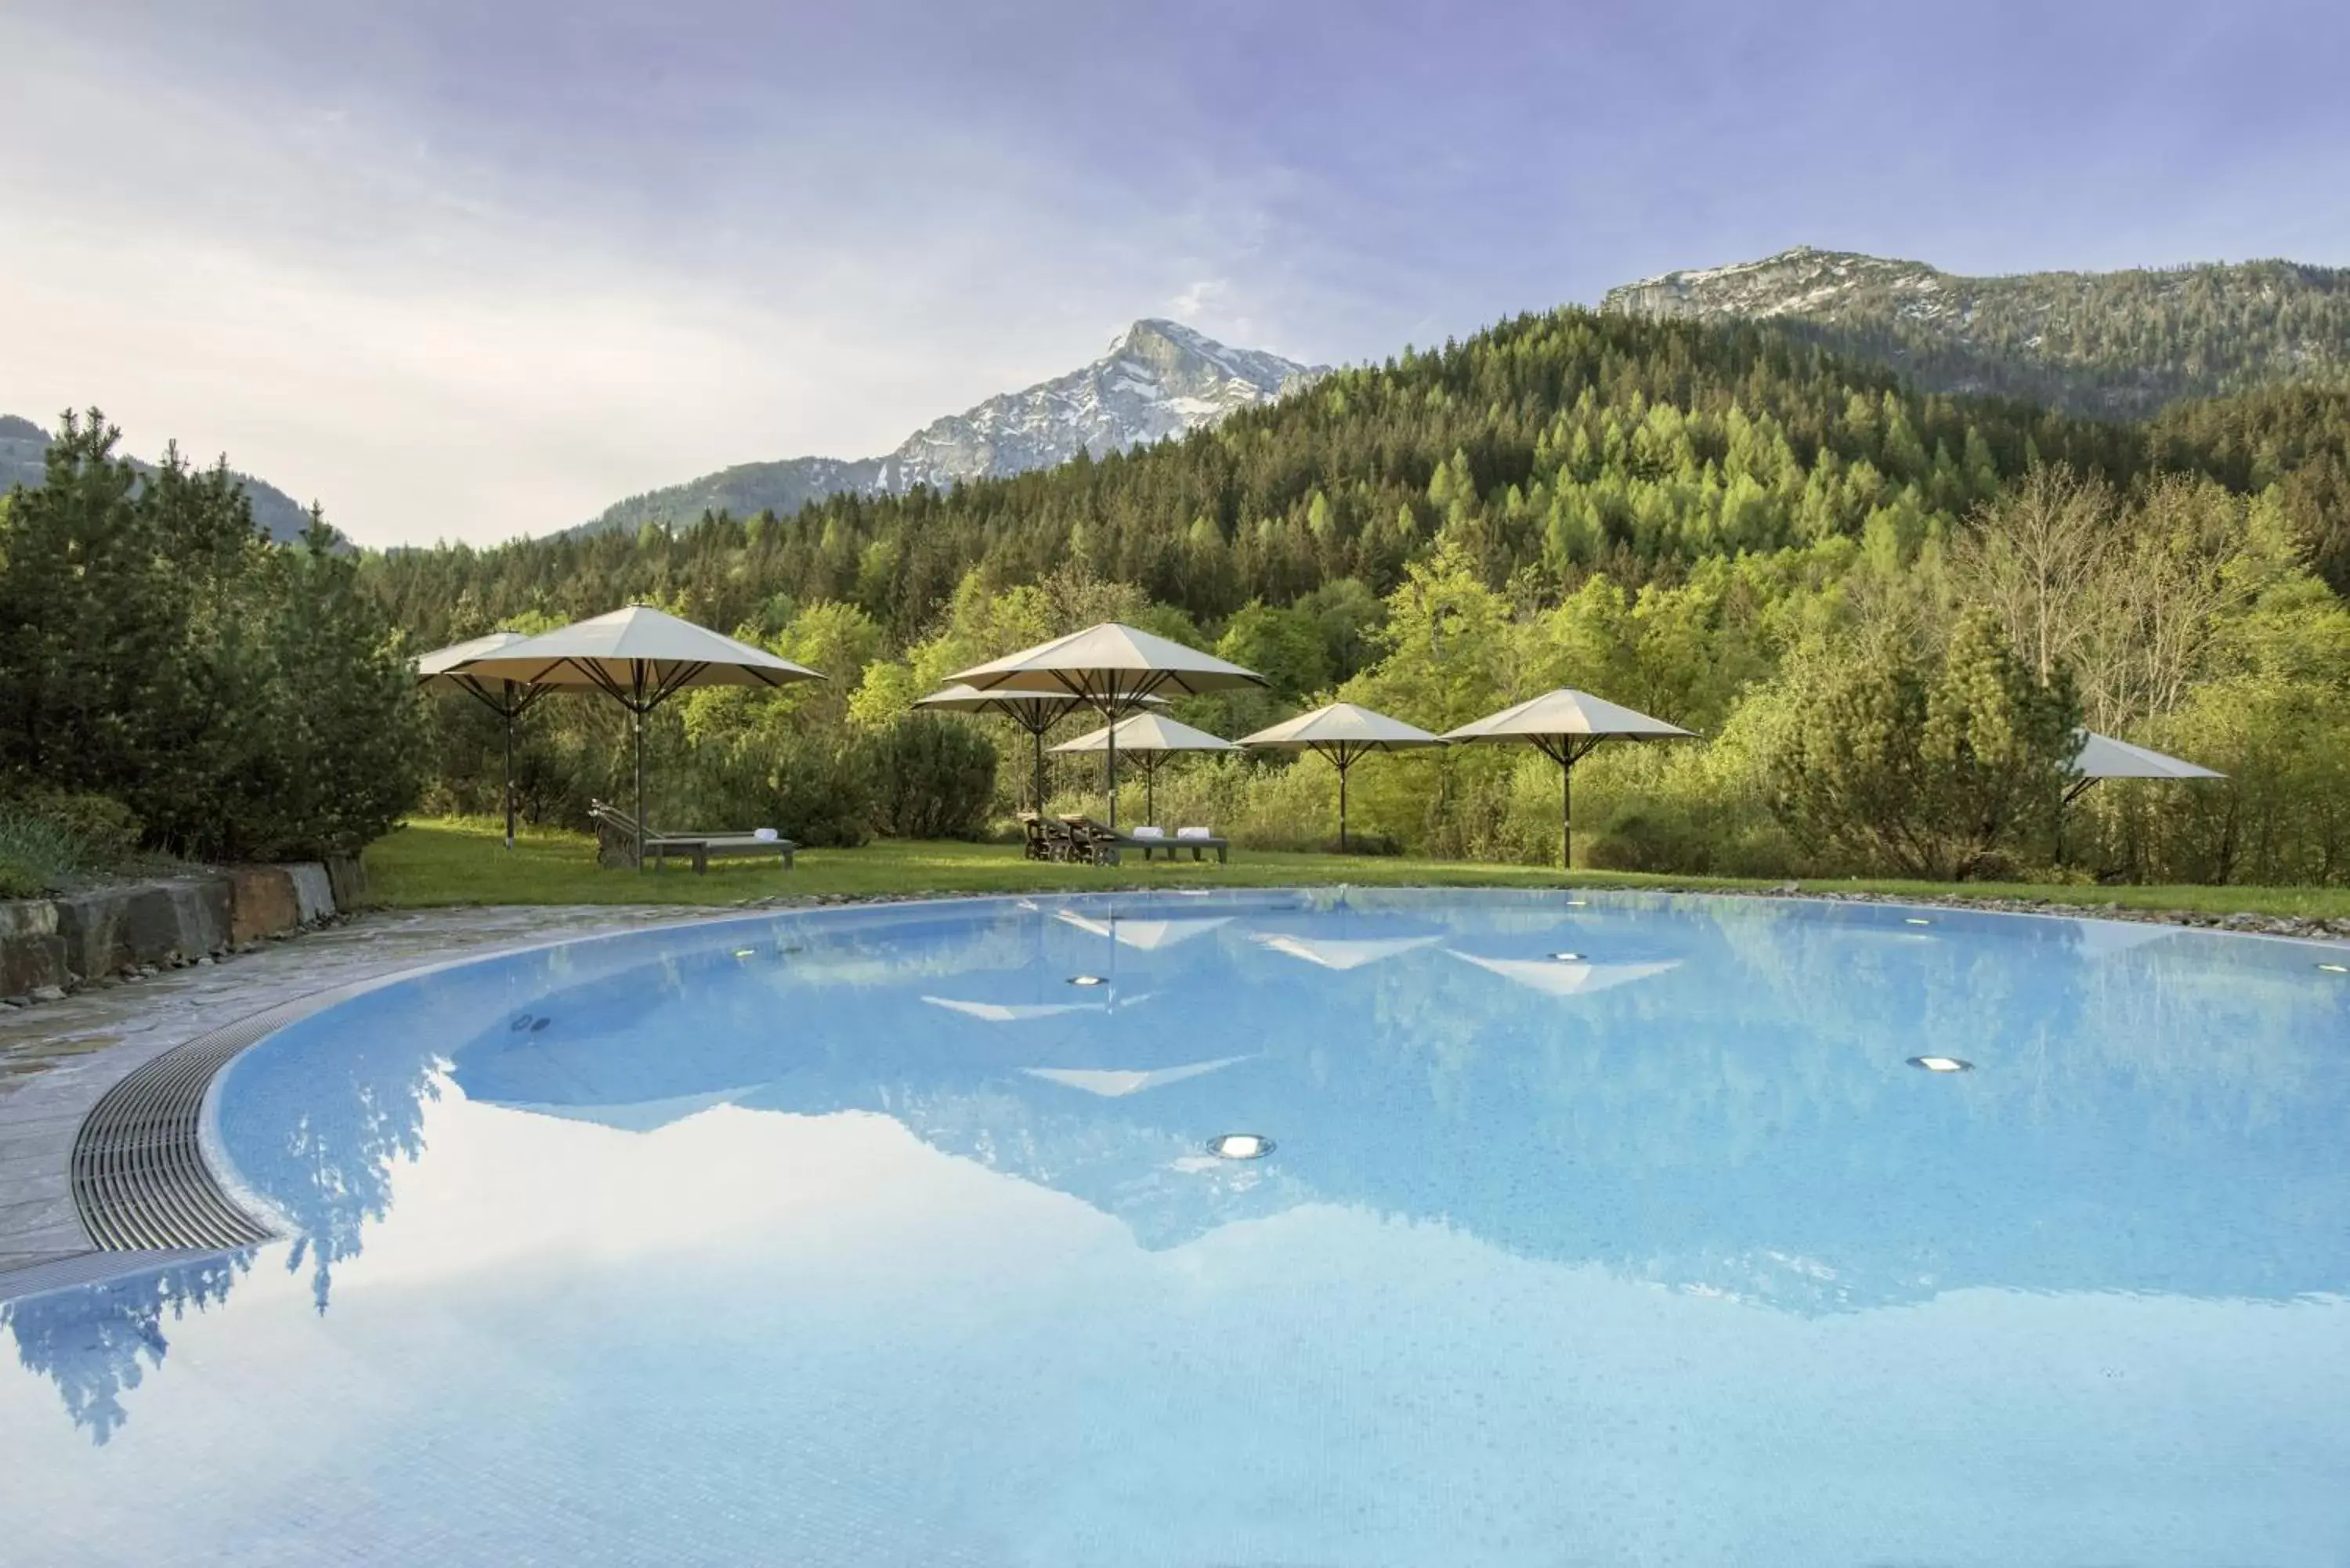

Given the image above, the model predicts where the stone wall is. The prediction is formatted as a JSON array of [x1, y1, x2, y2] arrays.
[[0, 860, 363, 1006]]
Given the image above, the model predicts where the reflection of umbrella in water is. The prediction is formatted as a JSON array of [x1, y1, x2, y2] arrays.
[[1023, 1055, 1254, 1098], [2063, 918, 2182, 959], [1054, 910, 1233, 949], [920, 993, 1155, 1023], [1256, 934, 1443, 970], [1447, 950, 1682, 996]]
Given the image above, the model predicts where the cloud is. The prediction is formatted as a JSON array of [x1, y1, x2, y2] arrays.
[[0, 12, 1318, 547], [1166, 279, 1226, 323]]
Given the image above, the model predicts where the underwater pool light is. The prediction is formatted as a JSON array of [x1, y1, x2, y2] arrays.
[[1904, 917, 1934, 927], [1550, 952, 1585, 962], [1067, 974, 1108, 987], [1908, 1055, 1972, 1073], [2319, 962, 2348, 974], [732, 948, 756, 959], [1208, 1133, 1274, 1160]]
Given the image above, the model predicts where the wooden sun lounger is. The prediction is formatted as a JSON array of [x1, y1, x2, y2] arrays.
[[1058, 818, 1229, 865], [591, 800, 796, 873]]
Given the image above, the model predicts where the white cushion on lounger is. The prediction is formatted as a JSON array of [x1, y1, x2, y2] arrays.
[[1130, 826, 1166, 838], [1176, 826, 1213, 840], [753, 827, 779, 841]]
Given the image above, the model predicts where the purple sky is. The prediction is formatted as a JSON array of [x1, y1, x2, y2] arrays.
[[5, 0, 2345, 544]]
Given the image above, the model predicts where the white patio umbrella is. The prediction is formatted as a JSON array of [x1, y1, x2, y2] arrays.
[[1239, 702, 1444, 852], [1442, 689, 1693, 870], [452, 605, 824, 869], [952, 624, 1264, 827], [414, 630, 552, 851], [2068, 731, 2225, 803], [916, 684, 1166, 814], [2059, 730, 2225, 861], [1052, 712, 1239, 827]]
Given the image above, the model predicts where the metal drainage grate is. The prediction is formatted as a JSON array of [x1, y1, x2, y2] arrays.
[[69, 1002, 317, 1252]]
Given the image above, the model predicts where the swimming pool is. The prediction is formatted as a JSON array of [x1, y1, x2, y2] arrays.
[[4, 888, 2347, 1564]]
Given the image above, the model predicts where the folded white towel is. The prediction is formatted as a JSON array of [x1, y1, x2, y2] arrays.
[[753, 827, 779, 842], [1177, 826, 1213, 840], [1130, 826, 1166, 838]]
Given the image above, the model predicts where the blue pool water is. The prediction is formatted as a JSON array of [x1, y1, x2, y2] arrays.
[[4, 889, 2348, 1564]]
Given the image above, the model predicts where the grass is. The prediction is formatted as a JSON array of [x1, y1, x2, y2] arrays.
[[365, 818, 2350, 922]]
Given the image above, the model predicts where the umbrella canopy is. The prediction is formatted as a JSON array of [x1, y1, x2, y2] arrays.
[[452, 605, 823, 867], [916, 684, 1166, 813], [414, 630, 578, 851], [949, 623, 1265, 702], [1053, 712, 1239, 826], [2070, 731, 2225, 793], [1444, 689, 1694, 870], [949, 624, 1264, 827], [1240, 702, 1444, 851]]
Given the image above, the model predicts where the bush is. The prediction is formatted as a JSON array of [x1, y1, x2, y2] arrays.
[[678, 728, 877, 849], [10, 789, 142, 861], [0, 797, 105, 895], [869, 714, 997, 840]]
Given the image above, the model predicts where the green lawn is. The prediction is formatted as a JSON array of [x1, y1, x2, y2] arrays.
[[366, 818, 2350, 922]]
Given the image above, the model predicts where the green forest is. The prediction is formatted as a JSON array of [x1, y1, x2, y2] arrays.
[[366, 310, 2350, 886], [8, 307, 2349, 892]]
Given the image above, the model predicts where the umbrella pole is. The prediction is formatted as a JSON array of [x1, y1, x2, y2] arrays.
[[634, 703, 646, 873], [1033, 724, 1047, 815], [1560, 753, 1571, 873], [1106, 702, 1119, 830], [1337, 752, 1349, 854], [503, 680, 521, 852]]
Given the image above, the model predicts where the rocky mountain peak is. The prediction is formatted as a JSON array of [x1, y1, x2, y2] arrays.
[[575, 320, 1327, 537]]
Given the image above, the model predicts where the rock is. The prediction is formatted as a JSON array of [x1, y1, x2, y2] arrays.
[[30, 984, 67, 1003], [0, 899, 68, 996], [52, 878, 233, 977], [227, 866, 302, 944], [287, 862, 336, 925], [324, 853, 369, 912]]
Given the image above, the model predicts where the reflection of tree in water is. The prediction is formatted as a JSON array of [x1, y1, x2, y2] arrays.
[[263, 1050, 446, 1314], [2, 1251, 250, 1444]]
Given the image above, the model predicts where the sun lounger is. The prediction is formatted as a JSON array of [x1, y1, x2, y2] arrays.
[[1058, 817, 1226, 865], [590, 800, 796, 873], [1170, 826, 1229, 864]]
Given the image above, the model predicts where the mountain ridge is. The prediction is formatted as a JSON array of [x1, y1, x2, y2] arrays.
[[574, 317, 1325, 538], [1600, 245, 2350, 419], [0, 412, 320, 544]]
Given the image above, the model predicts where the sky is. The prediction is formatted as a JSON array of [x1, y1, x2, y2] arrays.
[[4, 0, 2347, 547]]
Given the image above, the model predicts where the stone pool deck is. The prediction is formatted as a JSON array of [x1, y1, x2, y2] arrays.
[[0, 905, 731, 1286]]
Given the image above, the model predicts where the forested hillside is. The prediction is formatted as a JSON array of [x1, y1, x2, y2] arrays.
[[367, 307, 2350, 886], [1603, 247, 2350, 421], [372, 312, 2145, 645]]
